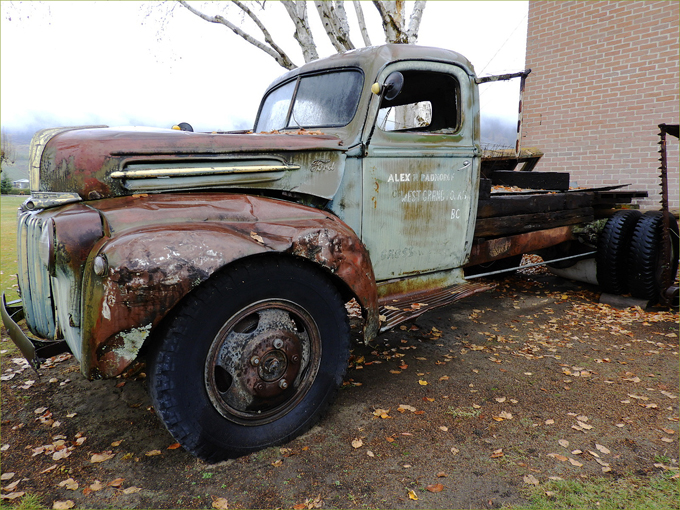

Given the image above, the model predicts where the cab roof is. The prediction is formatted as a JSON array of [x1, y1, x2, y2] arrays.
[[266, 44, 477, 91]]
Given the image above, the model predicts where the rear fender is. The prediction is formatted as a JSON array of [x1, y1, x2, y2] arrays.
[[81, 214, 378, 379]]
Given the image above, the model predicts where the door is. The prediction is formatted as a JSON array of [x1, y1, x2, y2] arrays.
[[361, 61, 480, 281]]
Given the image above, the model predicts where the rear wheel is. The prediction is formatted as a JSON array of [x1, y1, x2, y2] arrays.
[[628, 212, 679, 302], [596, 210, 642, 294], [148, 257, 350, 462]]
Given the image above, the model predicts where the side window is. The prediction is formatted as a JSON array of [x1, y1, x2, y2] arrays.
[[377, 71, 460, 134]]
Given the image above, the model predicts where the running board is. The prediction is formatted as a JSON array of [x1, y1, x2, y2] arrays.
[[378, 281, 493, 332]]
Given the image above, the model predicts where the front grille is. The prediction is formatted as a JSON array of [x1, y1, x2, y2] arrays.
[[17, 210, 58, 339]]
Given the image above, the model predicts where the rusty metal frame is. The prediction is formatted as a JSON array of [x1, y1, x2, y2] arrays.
[[658, 123, 679, 307]]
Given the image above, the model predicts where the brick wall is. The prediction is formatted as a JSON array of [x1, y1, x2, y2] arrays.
[[523, 1, 679, 210]]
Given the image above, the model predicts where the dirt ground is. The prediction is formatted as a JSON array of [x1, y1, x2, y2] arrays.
[[1, 270, 678, 509]]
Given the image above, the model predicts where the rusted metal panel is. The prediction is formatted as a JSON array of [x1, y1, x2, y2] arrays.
[[466, 226, 575, 267], [77, 193, 377, 379], [35, 128, 347, 202], [378, 280, 492, 332]]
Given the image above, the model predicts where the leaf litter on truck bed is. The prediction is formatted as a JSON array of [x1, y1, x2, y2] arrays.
[[1, 271, 677, 509]]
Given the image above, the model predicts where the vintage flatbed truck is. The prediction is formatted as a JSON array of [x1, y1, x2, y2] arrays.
[[2, 45, 677, 461]]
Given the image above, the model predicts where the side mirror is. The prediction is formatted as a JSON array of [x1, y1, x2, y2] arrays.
[[371, 72, 404, 101]]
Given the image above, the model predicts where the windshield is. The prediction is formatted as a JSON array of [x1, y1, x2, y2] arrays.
[[255, 70, 363, 132]]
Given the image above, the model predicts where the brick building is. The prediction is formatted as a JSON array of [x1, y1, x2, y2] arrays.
[[522, 1, 679, 210]]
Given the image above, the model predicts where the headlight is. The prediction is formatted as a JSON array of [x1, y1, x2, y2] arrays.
[[38, 219, 55, 269]]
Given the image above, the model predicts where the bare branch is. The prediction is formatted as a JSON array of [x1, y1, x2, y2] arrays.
[[281, 1, 319, 63], [314, 1, 355, 52], [352, 1, 372, 47], [372, 0, 407, 43], [177, 0, 297, 69], [406, 0, 426, 43]]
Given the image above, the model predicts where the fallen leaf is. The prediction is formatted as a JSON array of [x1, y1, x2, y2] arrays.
[[577, 421, 593, 430], [58, 478, 78, 491], [437, 471, 447, 477], [558, 439, 570, 448], [397, 404, 417, 413], [2, 492, 25, 500], [450, 447, 459, 455], [145, 450, 162, 457], [39, 465, 57, 475], [0, 473, 14, 481], [373, 408, 391, 419], [367, 450, 374, 458], [90, 452, 115, 463], [122, 487, 141, 494], [52, 501, 74, 510], [108, 478, 125, 487], [418, 380, 428, 386], [439, 426, 448, 432], [426, 483, 444, 493], [595, 444, 611, 454], [89, 481, 104, 492], [407, 489, 418, 500], [495, 397, 507, 403], [548, 453, 568, 462], [3, 480, 20, 491], [545, 419, 555, 425], [491, 449, 504, 458], [351, 438, 363, 449], [212, 496, 230, 510], [569, 458, 583, 467], [523, 474, 539, 485], [271, 459, 283, 467], [111, 440, 123, 447]]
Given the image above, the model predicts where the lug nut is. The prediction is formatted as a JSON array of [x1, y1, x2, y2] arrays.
[[273, 339, 283, 349], [278, 379, 288, 390], [291, 354, 300, 363], [250, 356, 260, 366]]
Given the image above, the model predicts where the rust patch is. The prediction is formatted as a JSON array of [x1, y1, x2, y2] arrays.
[[466, 226, 574, 267], [82, 193, 378, 379]]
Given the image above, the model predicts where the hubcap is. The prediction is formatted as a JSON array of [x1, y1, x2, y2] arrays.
[[204, 300, 321, 425]]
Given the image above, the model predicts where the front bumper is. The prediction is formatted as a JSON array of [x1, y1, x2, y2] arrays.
[[1, 293, 69, 371]]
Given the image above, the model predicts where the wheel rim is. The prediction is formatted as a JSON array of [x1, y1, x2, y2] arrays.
[[204, 299, 321, 425]]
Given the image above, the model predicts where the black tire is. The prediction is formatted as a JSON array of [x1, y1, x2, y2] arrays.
[[596, 210, 642, 294], [628, 212, 679, 302], [148, 257, 350, 462]]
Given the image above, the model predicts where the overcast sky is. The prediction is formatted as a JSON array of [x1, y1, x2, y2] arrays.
[[1, 1, 528, 134]]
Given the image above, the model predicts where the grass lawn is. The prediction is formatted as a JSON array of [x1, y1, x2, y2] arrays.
[[1, 195, 24, 301]]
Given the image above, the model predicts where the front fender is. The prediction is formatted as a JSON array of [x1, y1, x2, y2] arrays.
[[81, 194, 378, 379]]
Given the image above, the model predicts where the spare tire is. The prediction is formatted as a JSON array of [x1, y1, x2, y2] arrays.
[[596, 210, 642, 294], [628, 211, 679, 302]]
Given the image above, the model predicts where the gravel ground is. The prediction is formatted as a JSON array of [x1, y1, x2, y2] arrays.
[[1, 271, 678, 509]]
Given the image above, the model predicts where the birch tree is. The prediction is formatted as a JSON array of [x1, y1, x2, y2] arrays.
[[171, 1, 427, 70]]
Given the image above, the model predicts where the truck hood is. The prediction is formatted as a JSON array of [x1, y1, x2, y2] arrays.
[[32, 126, 347, 202]]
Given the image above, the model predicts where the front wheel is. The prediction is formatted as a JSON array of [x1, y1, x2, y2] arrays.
[[148, 257, 350, 462]]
